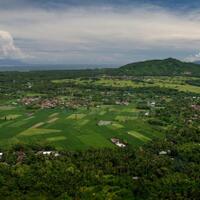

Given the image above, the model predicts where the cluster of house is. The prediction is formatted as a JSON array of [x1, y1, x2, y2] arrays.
[[0, 151, 60, 162], [21, 96, 123, 110], [41, 99, 61, 109], [21, 97, 63, 109], [21, 97, 40, 106], [158, 150, 171, 155], [0, 149, 172, 163], [37, 151, 60, 157]]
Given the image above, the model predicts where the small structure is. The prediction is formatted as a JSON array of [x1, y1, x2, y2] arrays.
[[144, 111, 149, 116], [98, 120, 112, 126], [111, 138, 126, 148], [132, 176, 139, 180], [159, 149, 171, 155], [148, 101, 156, 107], [0, 153, 3, 160], [159, 151, 167, 155]]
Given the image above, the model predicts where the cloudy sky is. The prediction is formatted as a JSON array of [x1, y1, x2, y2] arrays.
[[1, 0, 200, 65]]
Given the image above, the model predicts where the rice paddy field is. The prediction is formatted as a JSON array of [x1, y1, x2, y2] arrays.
[[0, 103, 164, 150], [1, 74, 199, 151]]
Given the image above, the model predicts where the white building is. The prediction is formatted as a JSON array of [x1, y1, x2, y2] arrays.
[[132, 176, 139, 180], [159, 151, 167, 155], [111, 138, 126, 148], [115, 142, 126, 148], [145, 111, 149, 116]]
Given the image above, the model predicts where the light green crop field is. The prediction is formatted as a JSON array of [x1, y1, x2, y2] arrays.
[[0, 104, 164, 150], [95, 77, 200, 93], [52, 76, 200, 94]]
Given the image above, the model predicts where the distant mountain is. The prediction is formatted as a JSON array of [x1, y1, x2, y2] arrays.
[[117, 58, 200, 76], [0, 62, 116, 72], [0, 59, 26, 66]]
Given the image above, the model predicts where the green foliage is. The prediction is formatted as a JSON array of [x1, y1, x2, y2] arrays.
[[0, 59, 199, 199]]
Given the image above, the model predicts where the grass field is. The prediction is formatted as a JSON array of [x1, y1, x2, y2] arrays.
[[0, 104, 164, 150]]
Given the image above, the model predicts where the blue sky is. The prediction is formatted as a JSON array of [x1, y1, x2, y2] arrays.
[[0, 0, 200, 65]]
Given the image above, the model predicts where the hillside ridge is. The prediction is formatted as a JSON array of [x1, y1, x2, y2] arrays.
[[117, 58, 200, 76]]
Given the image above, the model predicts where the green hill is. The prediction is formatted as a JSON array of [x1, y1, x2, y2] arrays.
[[116, 58, 200, 76]]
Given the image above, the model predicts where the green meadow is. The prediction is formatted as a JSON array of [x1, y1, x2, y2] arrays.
[[0, 104, 164, 150]]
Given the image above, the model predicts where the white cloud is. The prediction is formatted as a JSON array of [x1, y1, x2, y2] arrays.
[[184, 52, 200, 62], [1, 5, 200, 63], [0, 30, 26, 59]]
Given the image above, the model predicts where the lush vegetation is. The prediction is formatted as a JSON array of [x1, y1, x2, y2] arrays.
[[0, 58, 199, 199], [0, 96, 199, 200]]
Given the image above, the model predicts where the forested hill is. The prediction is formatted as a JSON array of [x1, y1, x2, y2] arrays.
[[116, 58, 200, 76]]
